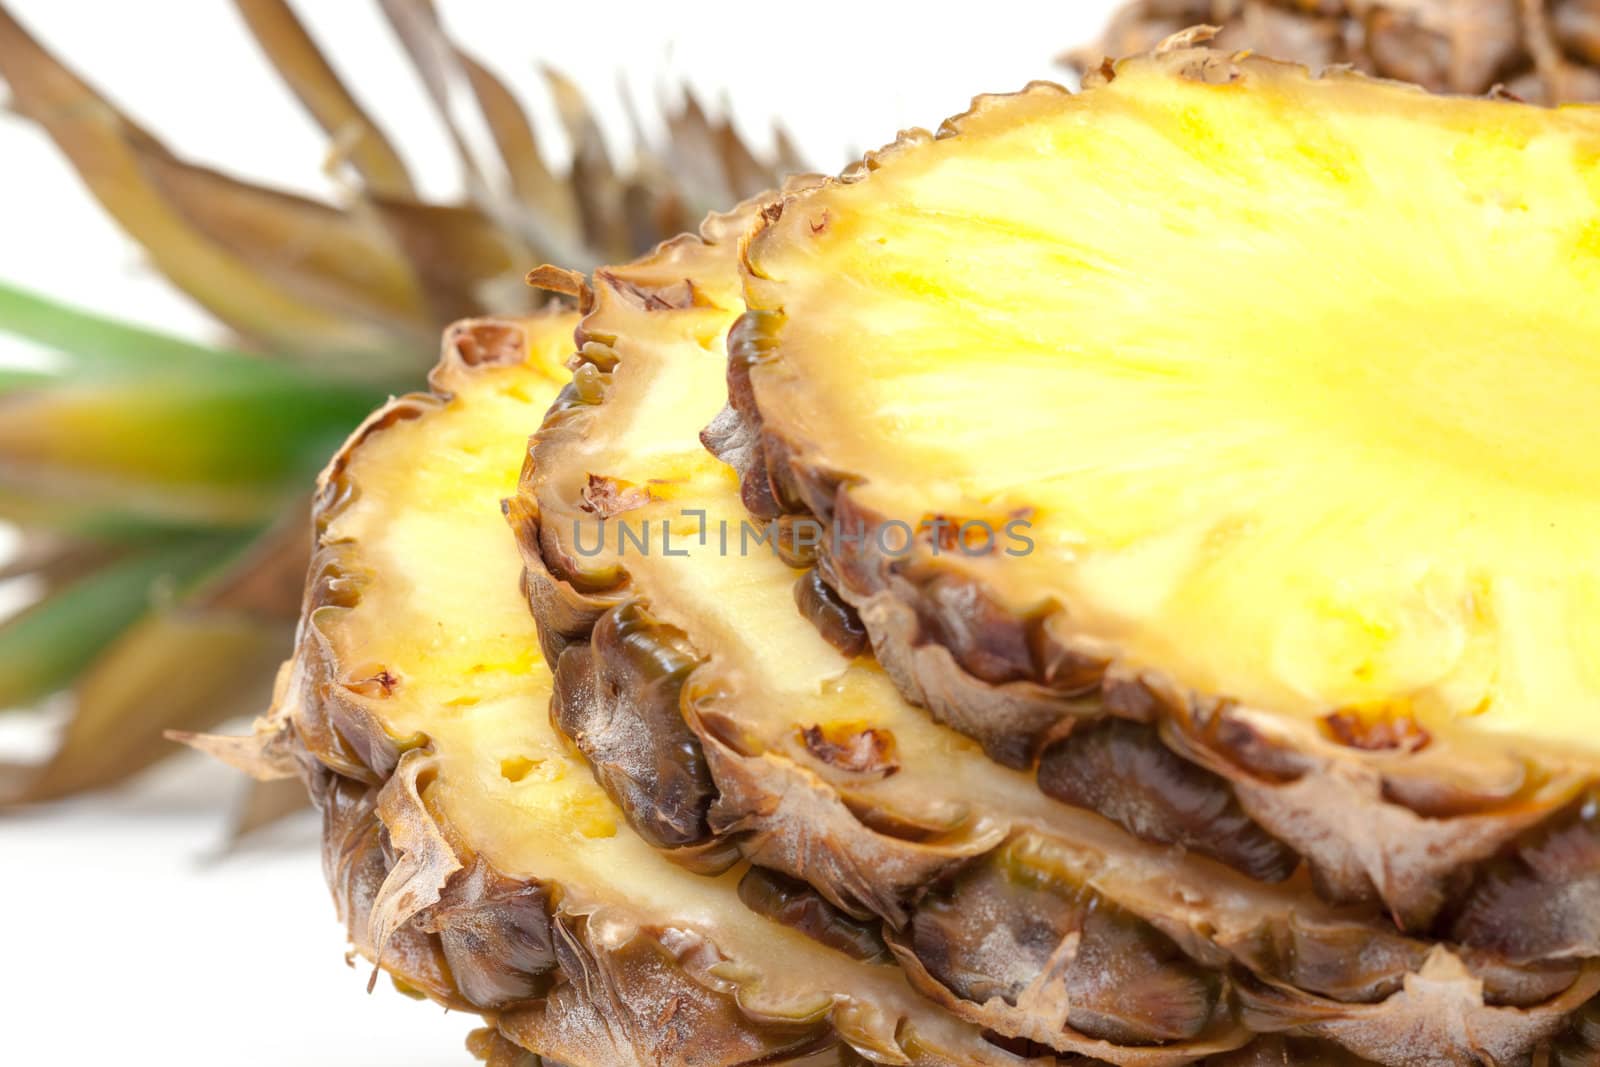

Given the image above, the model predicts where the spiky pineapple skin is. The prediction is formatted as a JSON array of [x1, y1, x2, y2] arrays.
[[1074, 0, 1600, 102], [202, 232, 1600, 1067], [198, 41, 1600, 1064]]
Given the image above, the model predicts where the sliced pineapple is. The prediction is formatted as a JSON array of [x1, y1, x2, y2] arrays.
[[514, 199, 1599, 1063], [224, 311, 1054, 1067], [741, 47, 1600, 757], [726, 42, 1600, 932]]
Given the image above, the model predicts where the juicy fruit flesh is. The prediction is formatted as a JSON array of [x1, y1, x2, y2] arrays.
[[318, 314, 999, 1056], [323, 323, 627, 870], [743, 58, 1600, 753]]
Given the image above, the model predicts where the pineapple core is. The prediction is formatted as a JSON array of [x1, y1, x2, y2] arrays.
[[743, 55, 1600, 753]]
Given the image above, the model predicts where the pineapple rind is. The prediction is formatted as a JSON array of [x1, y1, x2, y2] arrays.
[[517, 202, 1600, 1062], [723, 44, 1600, 930], [230, 311, 1049, 1067], [1072, 0, 1600, 105]]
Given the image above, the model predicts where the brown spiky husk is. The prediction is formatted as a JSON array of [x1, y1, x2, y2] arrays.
[[1069, 1, 1600, 103], [516, 193, 1600, 1062]]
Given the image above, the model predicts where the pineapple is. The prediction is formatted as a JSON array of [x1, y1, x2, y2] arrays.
[[208, 308, 1077, 1067], [189, 280, 1463, 1065], [726, 39, 1600, 935], [0, 0, 794, 804], [512, 182, 1598, 1061], [230, 217, 1435, 1067], [112, 16, 1600, 1064], [1072, 0, 1600, 103]]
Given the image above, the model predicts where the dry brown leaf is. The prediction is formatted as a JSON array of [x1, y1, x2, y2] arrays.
[[368, 197, 532, 325], [367, 749, 462, 987], [7, 608, 286, 803], [456, 52, 582, 248], [0, 6, 397, 357], [168, 720, 297, 782], [543, 66, 630, 261], [231, 0, 417, 197], [226, 774, 311, 840], [134, 148, 433, 361]]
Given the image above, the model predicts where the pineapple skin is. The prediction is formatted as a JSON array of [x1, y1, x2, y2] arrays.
[[196, 50, 1600, 1062], [1073, 0, 1600, 103], [516, 203, 1600, 1062]]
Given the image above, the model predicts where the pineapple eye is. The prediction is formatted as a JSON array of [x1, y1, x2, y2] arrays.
[[498, 755, 541, 783]]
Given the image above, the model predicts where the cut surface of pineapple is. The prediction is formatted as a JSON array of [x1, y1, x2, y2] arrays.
[[239, 311, 1051, 1067], [738, 47, 1600, 767], [515, 204, 1600, 1065], [518, 208, 1250, 1062]]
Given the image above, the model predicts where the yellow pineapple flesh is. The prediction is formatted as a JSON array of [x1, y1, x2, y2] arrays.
[[741, 47, 1600, 766]]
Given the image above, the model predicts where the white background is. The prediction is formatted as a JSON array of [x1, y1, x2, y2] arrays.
[[0, 3, 1119, 1063]]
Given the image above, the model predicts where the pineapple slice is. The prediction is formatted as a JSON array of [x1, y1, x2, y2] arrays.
[[221, 311, 1054, 1067], [725, 41, 1600, 931], [514, 204, 1599, 1063]]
